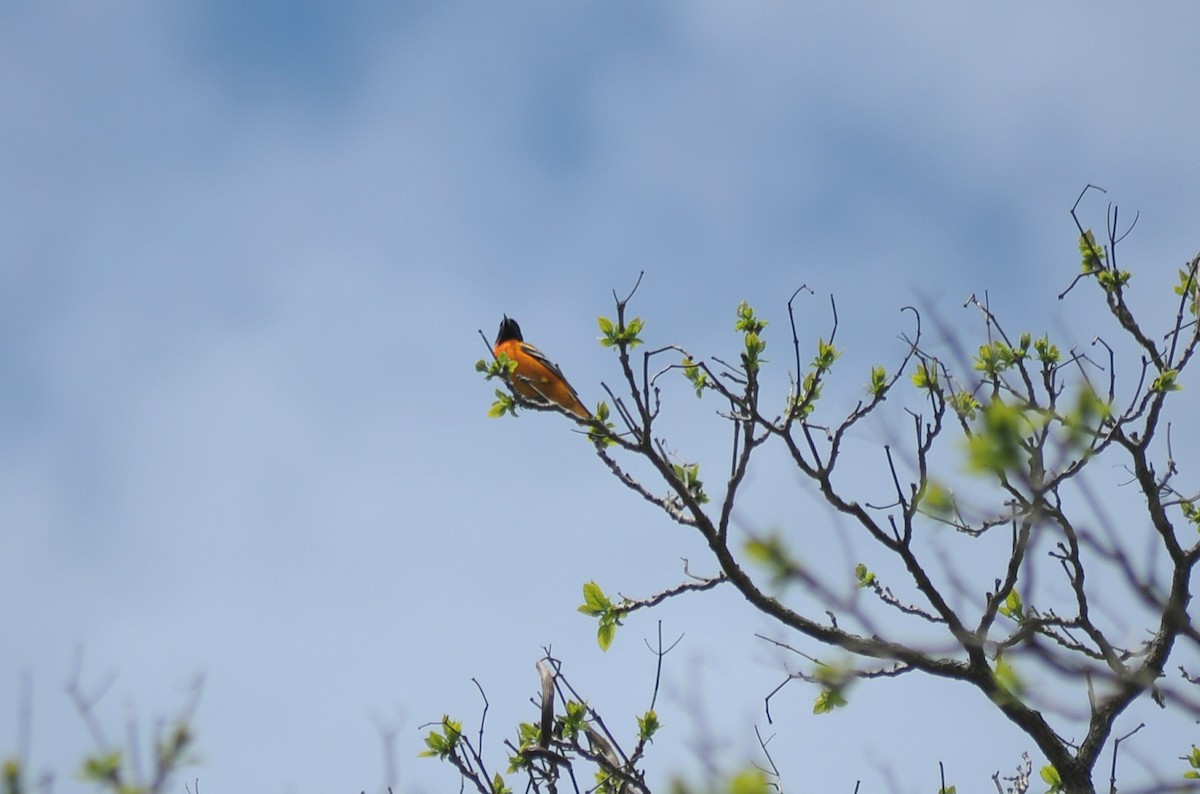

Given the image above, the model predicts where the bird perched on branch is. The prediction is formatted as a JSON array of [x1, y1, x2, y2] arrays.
[[493, 316, 590, 420]]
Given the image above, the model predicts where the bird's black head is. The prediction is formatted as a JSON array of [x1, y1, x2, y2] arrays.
[[495, 315, 524, 345]]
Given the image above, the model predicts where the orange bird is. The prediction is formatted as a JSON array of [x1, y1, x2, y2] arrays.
[[493, 316, 590, 420]]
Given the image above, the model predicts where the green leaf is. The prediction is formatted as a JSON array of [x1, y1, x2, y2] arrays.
[[911, 361, 939, 391], [597, 315, 644, 349], [916, 480, 954, 517], [682, 356, 709, 398], [515, 721, 540, 749], [998, 589, 1025, 623], [791, 371, 822, 418], [597, 620, 616, 651], [507, 732, 536, 772], [744, 534, 795, 585], [965, 399, 1030, 474], [1096, 268, 1132, 291], [1151, 369, 1181, 393], [579, 581, 612, 616], [1078, 230, 1105, 272], [579, 582, 623, 650], [562, 700, 587, 738], [1175, 267, 1199, 316], [947, 391, 980, 421], [80, 750, 122, 783], [481, 350, 523, 417], [587, 402, 616, 446], [488, 389, 518, 418], [991, 655, 1025, 705], [595, 771, 618, 794], [742, 332, 767, 373], [671, 461, 709, 504], [812, 686, 848, 714], [868, 365, 888, 397], [156, 722, 193, 772], [727, 769, 770, 794], [1040, 764, 1063, 792], [3, 758, 20, 794], [811, 339, 840, 371], [734, 301, 767, 335], [445, 719, 463, 742], [940, 787, 957, 794], [734, 302, 769, 373], [481, 352, 519, 380], [627, 317, 645, 340], [637, 709, 659, 742], [1063, 384, 1110, 450], [420, 717, 464, 759], [973, 341, 1014, 377], [854, 563, 875, 589], [418, 733, 444, 758], [1034, 335, 1060, 365]]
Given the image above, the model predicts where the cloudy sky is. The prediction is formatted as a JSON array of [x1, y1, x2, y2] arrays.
[[2, 3, 1199, 793]]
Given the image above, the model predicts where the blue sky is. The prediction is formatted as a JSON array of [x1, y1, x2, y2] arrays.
[[2, 3, 1200, 792]]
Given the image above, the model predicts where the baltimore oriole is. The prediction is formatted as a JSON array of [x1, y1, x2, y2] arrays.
[[493, 316, 591, 420]]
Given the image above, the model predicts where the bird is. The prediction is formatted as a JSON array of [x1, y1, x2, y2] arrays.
[[493, 315, 590, 420]]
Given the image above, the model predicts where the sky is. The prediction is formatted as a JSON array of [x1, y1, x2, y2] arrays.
[[2, 3, 1200, 793]]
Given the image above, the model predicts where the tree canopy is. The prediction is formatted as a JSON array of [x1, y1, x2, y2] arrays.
[[452, 189, 1200, 794]]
